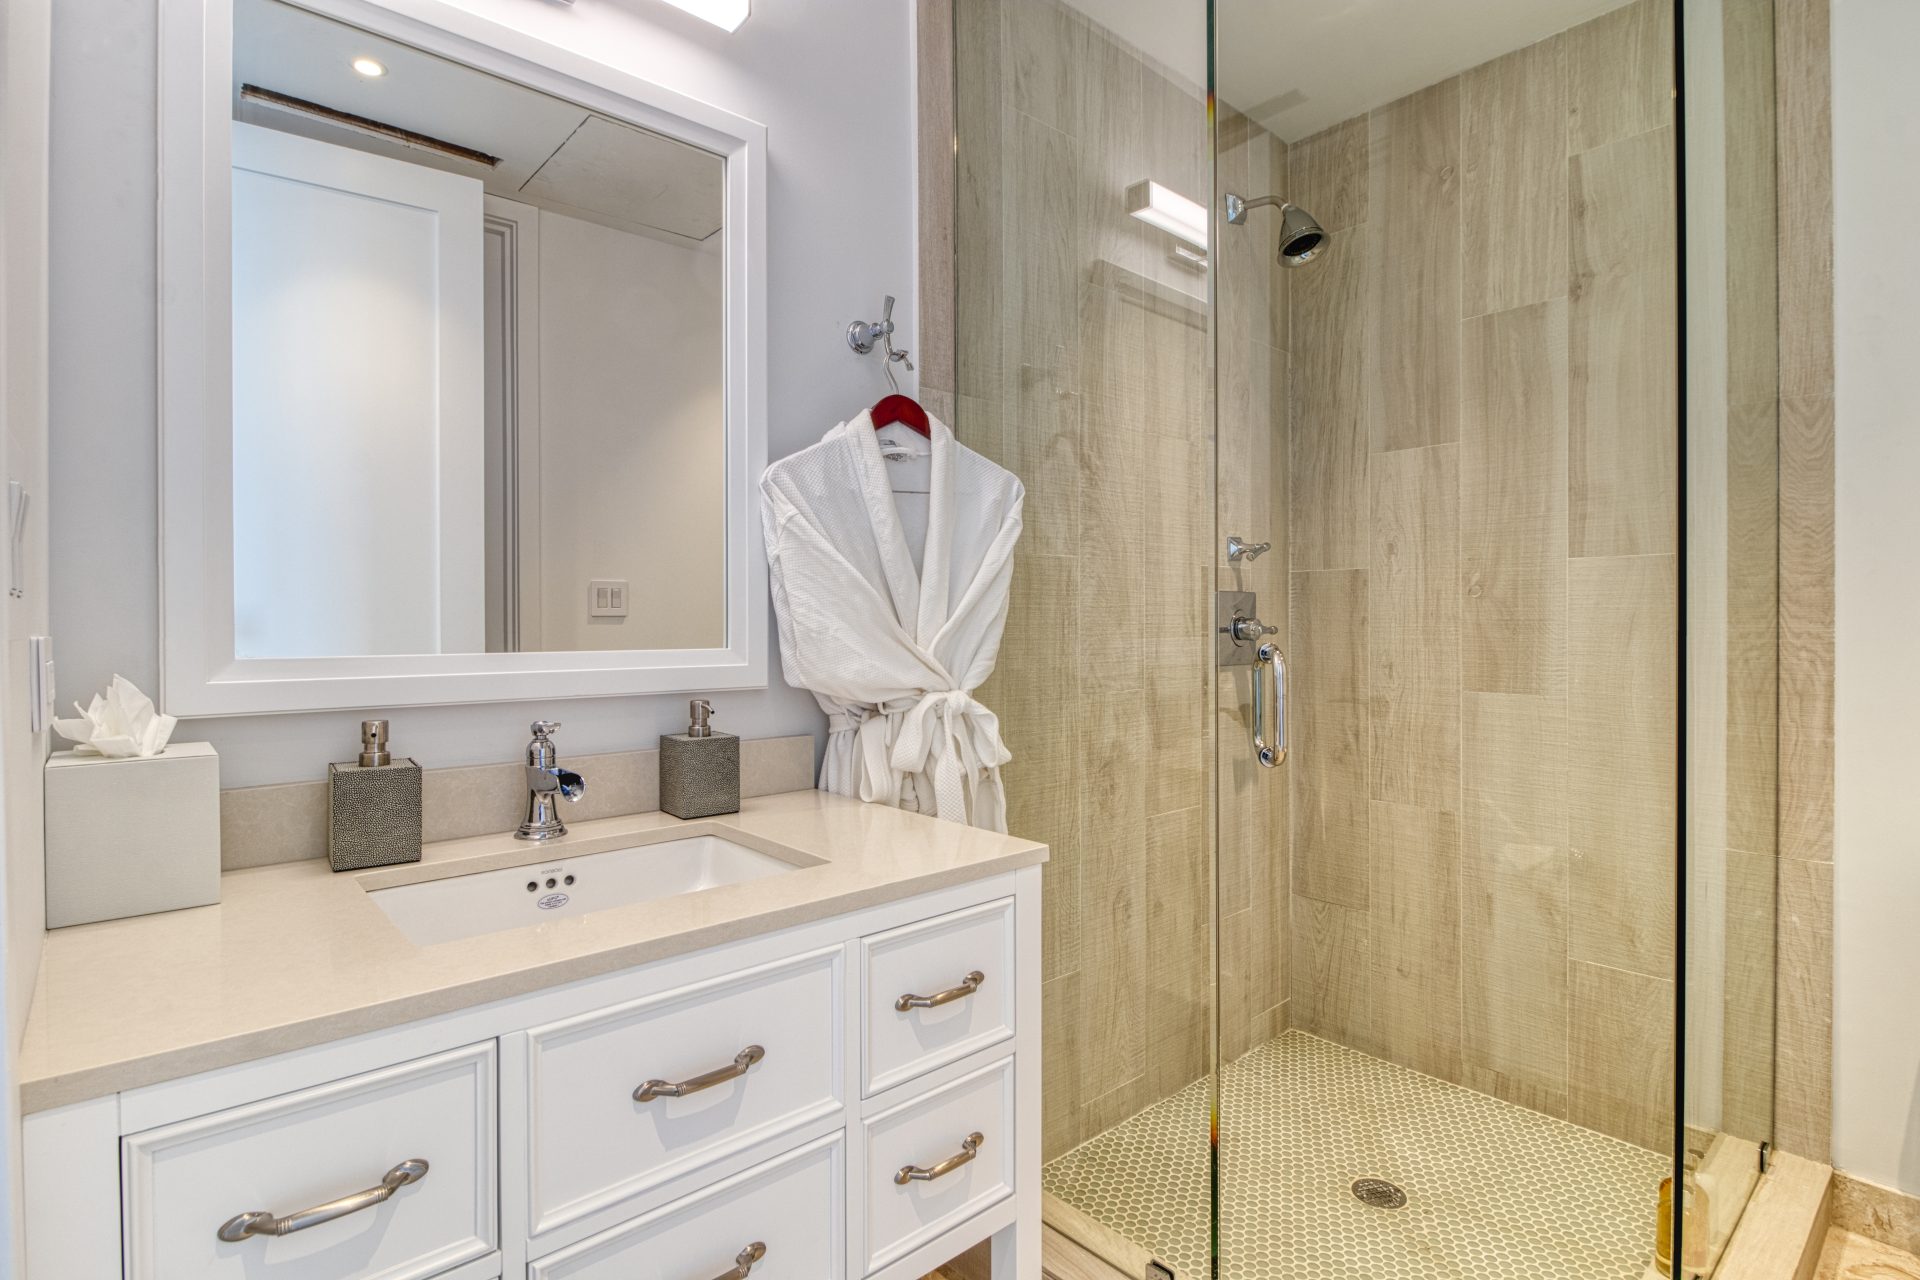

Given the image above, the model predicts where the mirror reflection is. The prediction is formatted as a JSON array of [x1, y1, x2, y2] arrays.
[[230, 0, 726, 659]]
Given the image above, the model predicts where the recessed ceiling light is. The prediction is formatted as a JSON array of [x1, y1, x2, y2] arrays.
[[351, 56, 387, 78], [655, 0, 750, 32], [1126, 180, 1209, 252]]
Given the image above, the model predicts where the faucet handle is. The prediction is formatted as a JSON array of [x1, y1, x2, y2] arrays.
[[530, 720, 560, 738]]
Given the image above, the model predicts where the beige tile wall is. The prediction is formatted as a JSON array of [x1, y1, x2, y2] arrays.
[[1215, 106, 1294, 1067], [1691, 0, 1784, 1148], [1280, 0, 1682, 1152], [1772, 0, 1836, 1165]]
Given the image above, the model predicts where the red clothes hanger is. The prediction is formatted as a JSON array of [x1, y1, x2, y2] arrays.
[[871, 393, 930, 437]]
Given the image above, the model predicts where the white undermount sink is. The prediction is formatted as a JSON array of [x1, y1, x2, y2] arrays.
[[369, 835, 802, 946]]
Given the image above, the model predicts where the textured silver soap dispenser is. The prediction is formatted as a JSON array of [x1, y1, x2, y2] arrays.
[[327, 719, 423, 871], [660, 699, 740, 819]]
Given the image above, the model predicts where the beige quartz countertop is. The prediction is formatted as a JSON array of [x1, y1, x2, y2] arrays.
[[19, 789, 1045, 1114]]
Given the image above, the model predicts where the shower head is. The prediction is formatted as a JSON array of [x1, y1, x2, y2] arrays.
[[1223, 192, 1329, 268]]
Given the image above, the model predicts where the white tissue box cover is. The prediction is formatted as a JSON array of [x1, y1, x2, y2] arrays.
[[45, 742, 220, 928]]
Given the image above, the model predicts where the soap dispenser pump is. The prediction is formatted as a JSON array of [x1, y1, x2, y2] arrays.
[[327, 719, 423, 871], [660, 699, 740, 819]]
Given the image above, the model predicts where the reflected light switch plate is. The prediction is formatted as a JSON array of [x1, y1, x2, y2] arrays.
[[588, 580, 629, 619]]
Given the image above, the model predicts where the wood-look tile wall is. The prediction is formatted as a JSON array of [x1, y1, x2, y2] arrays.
[[1685, 0, 1782, 1150], [944, 0, 1292, 1161], [1771, 0, 1835, 1164], [1280, 0, 1681, 1152], [1215, 107, 1293, 1068]]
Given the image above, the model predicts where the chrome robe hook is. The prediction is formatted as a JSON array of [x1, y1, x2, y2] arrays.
[[848, 295, 914, 392]]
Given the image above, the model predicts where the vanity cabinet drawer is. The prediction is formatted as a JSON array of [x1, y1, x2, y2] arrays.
[[528, 1133, 843, 1279], [524, 946, 844, 1236], [861, 898, 1016, 1095], [861, 1055, 1016, 1274], [121, 1042, 498, 1280]]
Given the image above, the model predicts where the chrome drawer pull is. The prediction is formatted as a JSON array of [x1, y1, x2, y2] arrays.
[[633, 1044, 765, 1102], [895, 1132, 985, 1185], [895, 970, 986, 1013], [709, 1241, 768, 1280], [216, 1158, 429, 1242]]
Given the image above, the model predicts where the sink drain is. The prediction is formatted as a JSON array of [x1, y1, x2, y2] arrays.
[[1351, 1177, 1408, 1209]]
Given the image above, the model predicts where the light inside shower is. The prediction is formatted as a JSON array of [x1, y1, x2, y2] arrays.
[[1126, 180, 1209, 252]]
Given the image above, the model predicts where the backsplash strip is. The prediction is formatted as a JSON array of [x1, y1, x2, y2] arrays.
[[218, 734, 817, 870]]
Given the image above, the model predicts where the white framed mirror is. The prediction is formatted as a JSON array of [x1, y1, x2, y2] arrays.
[[159, 0, 767, 716]]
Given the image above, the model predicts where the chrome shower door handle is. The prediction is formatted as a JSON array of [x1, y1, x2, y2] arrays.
[[1253, 640, 1286, 768]]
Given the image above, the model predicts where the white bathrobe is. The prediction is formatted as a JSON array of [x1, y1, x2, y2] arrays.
[[762, 410, 1024, 831]]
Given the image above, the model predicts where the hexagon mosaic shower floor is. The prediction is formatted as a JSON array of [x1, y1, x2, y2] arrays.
[[1041, 1031, 1671, 1280]]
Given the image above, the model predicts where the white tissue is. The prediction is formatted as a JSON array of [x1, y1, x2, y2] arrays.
[[51, 675, 179, 759]]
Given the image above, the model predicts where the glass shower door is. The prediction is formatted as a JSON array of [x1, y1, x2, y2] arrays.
[[949, 1, 1220, 1276], [1209, 1, 1692, 1276]]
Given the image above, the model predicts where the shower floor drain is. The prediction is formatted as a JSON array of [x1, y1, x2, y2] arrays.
[[1351, 1178, 1408, 1209]]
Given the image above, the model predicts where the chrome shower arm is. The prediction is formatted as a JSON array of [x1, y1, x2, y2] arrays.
[[1225, 193, 1291, 225]]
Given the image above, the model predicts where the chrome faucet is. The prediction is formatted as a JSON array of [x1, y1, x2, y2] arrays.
[[517, 720, 585, 841]]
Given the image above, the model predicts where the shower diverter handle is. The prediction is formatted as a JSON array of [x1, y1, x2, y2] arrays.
[[1230, 616, 1277, 644]]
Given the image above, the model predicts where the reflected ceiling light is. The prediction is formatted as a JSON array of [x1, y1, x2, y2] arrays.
[[1126, 180, 1208, 252], [351, 56, 387, 78], [654, 0, 751, 32]]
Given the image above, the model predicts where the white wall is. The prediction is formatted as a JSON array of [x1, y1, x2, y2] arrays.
[[1832, 0, 1920, 1197], [0, 0, 52, 1266], [48, 0, 920, 786], [535, 211, 725, 652]]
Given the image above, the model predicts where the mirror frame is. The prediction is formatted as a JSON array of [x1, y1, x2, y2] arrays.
[[159, 0, 768, 716]]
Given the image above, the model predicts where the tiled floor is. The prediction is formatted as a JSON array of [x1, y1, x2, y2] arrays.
[[1042, 1030, 1672, 1280]]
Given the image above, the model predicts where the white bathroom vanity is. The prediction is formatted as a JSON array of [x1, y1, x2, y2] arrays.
[[20, 791, 1044, 1280]]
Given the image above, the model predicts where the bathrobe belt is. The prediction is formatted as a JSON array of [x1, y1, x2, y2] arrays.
[[828, 690, 1010, 831]]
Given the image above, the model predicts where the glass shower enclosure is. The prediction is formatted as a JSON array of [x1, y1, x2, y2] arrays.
[[949, 0, 1780, 1275]]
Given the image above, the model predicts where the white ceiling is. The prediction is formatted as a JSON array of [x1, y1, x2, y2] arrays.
[[233, 0, 723, 240], [1062, 0, 1636, 141]]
